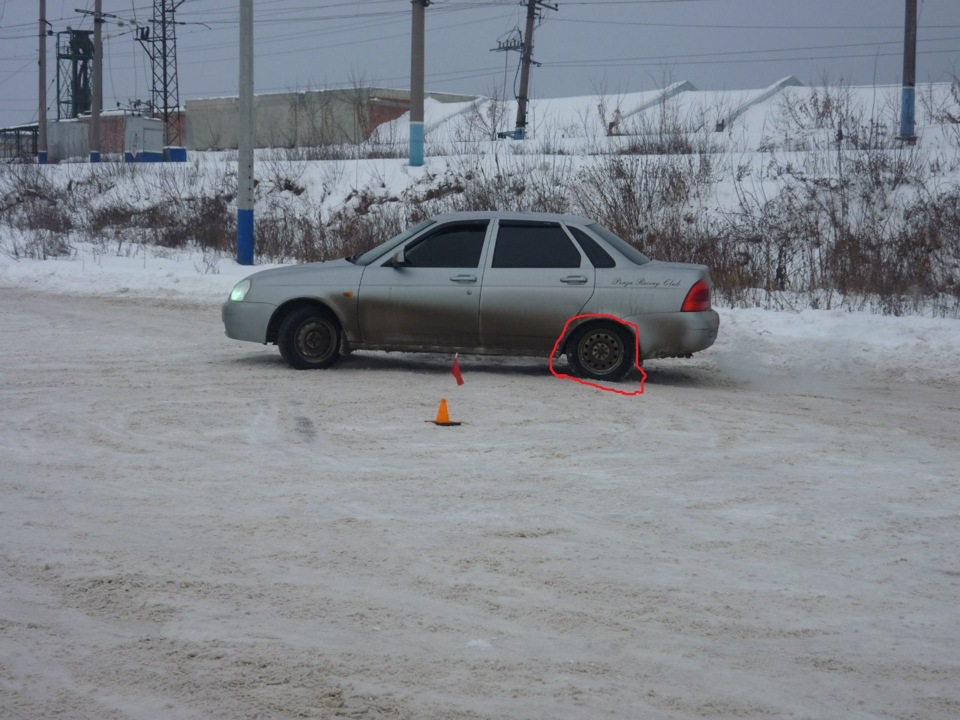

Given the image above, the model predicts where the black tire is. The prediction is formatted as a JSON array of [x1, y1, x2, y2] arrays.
[[277, 307, 341, 370], [567, 322, 635, 381]]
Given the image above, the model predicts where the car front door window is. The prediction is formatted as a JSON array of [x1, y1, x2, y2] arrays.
[[389, 223, 487, 268]]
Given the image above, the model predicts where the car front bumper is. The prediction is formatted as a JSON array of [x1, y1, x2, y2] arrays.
[[222, 300, 276, 344]]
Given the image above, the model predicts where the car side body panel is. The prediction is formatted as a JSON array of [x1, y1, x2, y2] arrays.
[[357, 265, 482, 347], [478, 266, 596, 351]]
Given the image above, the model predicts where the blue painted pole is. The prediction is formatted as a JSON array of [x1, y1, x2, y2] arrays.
[[237, 208, 254, 266], [410, 122, 424, 167], [900, 0, 917, 142], [900, 87, 916, 141], [409, 0, 426, 167], [237, 0, 255, 265]]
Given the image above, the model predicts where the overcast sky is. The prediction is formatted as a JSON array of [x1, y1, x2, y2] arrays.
[[1, 0, 958, 128]]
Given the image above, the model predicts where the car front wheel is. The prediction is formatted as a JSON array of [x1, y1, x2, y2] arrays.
[[568, 323, 634, 381], [277, 307, 341, 369]]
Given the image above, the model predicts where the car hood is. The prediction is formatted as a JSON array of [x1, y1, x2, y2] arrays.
[[244, 258, 358, 286]]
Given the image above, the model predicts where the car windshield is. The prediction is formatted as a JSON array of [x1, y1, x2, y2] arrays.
[[348, 219, 436, 265], [587, 223, 651, 265]]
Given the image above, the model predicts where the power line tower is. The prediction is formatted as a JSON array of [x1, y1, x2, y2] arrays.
[[56, 29, 94, 120], [137, 0, 184, 147]]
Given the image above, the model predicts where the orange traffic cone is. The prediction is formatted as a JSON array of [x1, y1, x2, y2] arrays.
[[429, 398, 462, 426]]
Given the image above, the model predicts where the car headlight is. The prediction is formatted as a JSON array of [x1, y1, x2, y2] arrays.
[[229, 279, 252, 302]]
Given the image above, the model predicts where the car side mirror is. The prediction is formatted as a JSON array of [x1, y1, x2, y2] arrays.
[[389, 248, 409, 267]]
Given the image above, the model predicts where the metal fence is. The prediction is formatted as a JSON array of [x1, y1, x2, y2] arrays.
[[0, 126, 39, 161]]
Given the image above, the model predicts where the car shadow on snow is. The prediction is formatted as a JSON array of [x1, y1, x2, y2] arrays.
[[633, 361, 742, 389], [341, 352, 551, 378], [225, 350, 736, 389]]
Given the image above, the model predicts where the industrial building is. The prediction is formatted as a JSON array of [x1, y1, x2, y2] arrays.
[[1, 87, 475, 162]]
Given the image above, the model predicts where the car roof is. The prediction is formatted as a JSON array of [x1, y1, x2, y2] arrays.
[[429, 211, 594, 225]]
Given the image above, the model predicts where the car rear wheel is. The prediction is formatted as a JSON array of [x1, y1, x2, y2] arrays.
[[277, 307, 341, 370], [568, 323, 634, 381]]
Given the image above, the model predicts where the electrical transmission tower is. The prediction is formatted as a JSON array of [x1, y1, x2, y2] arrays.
[[56, 29, 94, 120], [137, 0, 184, 147]]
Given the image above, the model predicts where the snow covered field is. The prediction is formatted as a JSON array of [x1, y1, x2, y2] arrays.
[[1, 247, 959, 719]]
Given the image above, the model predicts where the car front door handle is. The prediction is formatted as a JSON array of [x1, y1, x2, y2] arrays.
[[450, 274, 478, 283], [561, 275, 589, 285]]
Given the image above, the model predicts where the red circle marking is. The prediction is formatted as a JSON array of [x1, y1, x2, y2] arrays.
[[549, 314, 647, 396]]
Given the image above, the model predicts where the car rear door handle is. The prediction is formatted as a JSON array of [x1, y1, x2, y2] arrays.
[[561, 275, 589, 285], [450, 274, 478, 283]]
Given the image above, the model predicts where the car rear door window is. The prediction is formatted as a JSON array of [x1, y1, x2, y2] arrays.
[[492, 222, 582, 268]]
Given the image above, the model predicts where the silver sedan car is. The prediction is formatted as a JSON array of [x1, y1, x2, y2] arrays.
[[222, 211, 719, 381]]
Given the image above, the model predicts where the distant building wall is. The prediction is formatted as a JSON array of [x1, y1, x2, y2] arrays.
[[124, 117, 165, 157], [48, 120, 88, 161], [47, 114, 166, 162], [184, 88, 477, 151], [101, 116, 127, 153]]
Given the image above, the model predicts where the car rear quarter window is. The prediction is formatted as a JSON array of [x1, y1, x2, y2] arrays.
[[492, 222, 582, 268], [401, 221, 488, 268], [567, 226, 616, 268], [587, 223, 651, 265]]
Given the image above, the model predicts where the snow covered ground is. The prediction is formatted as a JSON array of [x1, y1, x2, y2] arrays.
[[1, 245, 959, 719]]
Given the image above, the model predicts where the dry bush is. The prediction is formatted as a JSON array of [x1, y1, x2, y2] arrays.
[[325, 205, 408, 259], [572, 153, 713, 247], [190, 196, 236, 252], [1, 229, 73, 260], [255, 215, 324, 264], [606, 91, 721, 156], [729, 135, 960, 314], [0, 164, 74, 234], [919, 77, 960, 125], [457, 95, 510, 142], [403, 154, 572, 217]]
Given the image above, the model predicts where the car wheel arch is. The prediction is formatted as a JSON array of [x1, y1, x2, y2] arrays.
[[267, 299, 342, 345], [561, 316, 641, 360], [563, 317, 641, 381]]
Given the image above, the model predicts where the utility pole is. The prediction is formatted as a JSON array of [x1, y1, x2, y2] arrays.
[[237, 0, 254, 265], [900, 0, 918, 142], [38, 0, 48, 164], [514, 0, 556, 140], [409, 0, 429, 167], [90, 0, 103, 162]]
